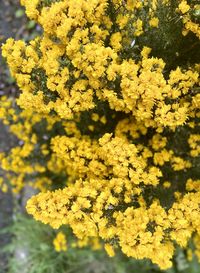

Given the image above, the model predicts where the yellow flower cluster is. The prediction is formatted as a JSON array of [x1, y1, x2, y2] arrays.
[[2, 1, 199, 127], [0, 96, 69, 193], [188, 134, 200, 157], [1, 0, 200, 270], [177, 1, 200, 39], [27, 178, 200, 269], [53, 231, 67, 252]]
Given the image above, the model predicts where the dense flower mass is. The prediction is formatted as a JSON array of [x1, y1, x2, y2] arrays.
[[1, 0, 200, 270]]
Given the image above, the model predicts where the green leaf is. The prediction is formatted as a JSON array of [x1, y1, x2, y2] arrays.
[[27, 21, 36, 29], [15, 9, 24, 18]]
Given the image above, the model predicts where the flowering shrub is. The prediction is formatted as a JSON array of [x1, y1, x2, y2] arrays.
[[1, 0, 200, 270]]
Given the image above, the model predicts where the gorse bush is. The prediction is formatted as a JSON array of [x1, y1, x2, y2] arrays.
[[1, 0, 200, 270]]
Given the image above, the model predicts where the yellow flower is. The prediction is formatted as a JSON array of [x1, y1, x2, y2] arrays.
[[149, 17, 159, 27], [104, 243, 115, 257], [178, 1, 190, 14], [53, 232, 67, 252]]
